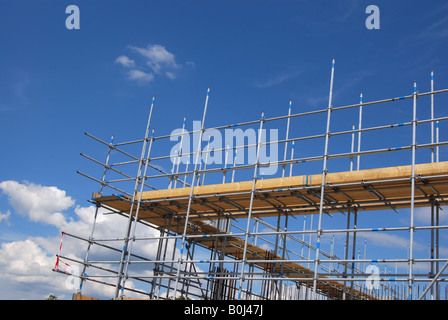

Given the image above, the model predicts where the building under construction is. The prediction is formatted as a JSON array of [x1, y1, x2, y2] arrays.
[[54, 59, 448, 300]]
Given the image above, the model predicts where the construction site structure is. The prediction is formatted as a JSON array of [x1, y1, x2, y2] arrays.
[[53, 60, 448, 300]]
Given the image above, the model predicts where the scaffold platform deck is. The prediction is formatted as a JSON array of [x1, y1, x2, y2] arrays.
[[93, 161, 448, 223]]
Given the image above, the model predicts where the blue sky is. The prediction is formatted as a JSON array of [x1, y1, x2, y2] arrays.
[[0, 1, 447, 300]]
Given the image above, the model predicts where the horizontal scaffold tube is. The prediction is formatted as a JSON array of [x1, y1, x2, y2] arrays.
[[84, 223, 448, 243], [151, 88, 448, 142]]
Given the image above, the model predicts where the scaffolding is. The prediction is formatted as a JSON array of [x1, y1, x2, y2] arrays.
[[54, 60, 448, 300]]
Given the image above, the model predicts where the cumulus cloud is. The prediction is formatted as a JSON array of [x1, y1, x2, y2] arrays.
[[129, 44, 180, 74], [0, 239, 59, 299], [0, 180, 74, 228], [115, 55, 135, 68], [115, 44, 191, 84], [0, 180, 165, 299], [127, 69, 155, 83]]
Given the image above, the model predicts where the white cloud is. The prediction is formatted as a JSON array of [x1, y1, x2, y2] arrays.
[[116, 44, 189, 83], [127, 69, 154, 83], [129, 44, 180, 74], [0, 180, 165, 299], [0, 180, 74, 228], [115, 55, 135, 68], [0, 239, 62, 299]]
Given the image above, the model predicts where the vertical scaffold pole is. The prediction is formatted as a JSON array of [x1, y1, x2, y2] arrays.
[[301, 216, 306, 260], [222, 144, 230, 184], [279, 212, 289, 299], [231, 148, 238, 183], [273, 211, 282, 299], [289, 141, 295, 177], [114, 96, 155, 299], [430, 198, 435, 299], [237, 111, 265, 299], [168, 149, 178, 189], [78, 134, 114, 295], [120, 128, 155, 298], [408, 81, 417, 300], [151, 213, 170, 298], [349, 208, 358, 299], [282, 100, 292, 178], [431, 71, 435, 163], [363, 239, 367, 277], [329, 234, 335, 274], [165, 219, 181, 298], [436, 121, 439, 162], [201, 136, 212, 185], [173, 117, 187, 189], [357, 93, 363, 170], [307, 210, 313, 270], [350, 123, 355, 171], [436, 202, 440, 299], [312, 58, 335, 298], [173, 88, 210, 298], [342, 207, 351, 300]]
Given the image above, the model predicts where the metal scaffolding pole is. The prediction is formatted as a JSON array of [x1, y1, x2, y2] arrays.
[[342, 207, 351, 300], [430, 198, 435, 299], [431, 71, 435, 163], [172, 117, 187, 189], [419, 258, 448, 300], [350, 123, 355, 171], [313, 58, 335, 298], [436, 121, 440, 162], [237, 111, 265, 299], [173, 88, 211, 298], [114, 96, 155, 299], [282, 100, 292, 178], [165, 218, 181, 299], [407, 82, 417, 300], [151, 214, 170, 298], [78, 134, 114, 295], [357, 92, 363, 171], [436, 201, 440, 299], [349, 208, 358, 299], [120, 128, 155, 298]]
